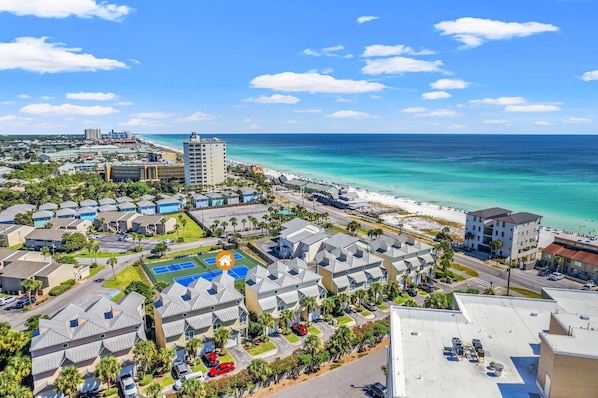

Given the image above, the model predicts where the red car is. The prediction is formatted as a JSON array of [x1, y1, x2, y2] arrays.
[[291, 323, 308, 336], [208, 362, 235, 377], [204, 351, 220, 367]]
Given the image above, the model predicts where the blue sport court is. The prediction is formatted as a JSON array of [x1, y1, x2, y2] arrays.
[[203, 252, 245, 265], [153, 261, 196, 275], [174, 265, 249, 286]]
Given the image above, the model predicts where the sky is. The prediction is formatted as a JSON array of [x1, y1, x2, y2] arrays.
[[0, 0, 597, 135]]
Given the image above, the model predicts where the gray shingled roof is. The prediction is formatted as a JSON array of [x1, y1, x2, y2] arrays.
[[0, 260, 65, 279], [494, 212, 542, 225], [467, 207, 512, 219], [26, 228, 67, 241]]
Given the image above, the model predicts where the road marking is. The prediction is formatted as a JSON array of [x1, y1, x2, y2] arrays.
[[472, 278, 491, 288]]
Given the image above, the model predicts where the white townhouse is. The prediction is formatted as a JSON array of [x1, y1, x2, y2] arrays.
[[278, 218, 328, 261]]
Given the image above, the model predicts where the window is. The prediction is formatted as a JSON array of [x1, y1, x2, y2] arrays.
[[366, 277, 373, 289], [184, 330, 194, 341], [381, 272, 388, 284], [213, 323, 222, 330], [277, 304, 285, 311], [240, 315, 247, 325], [349, 280, 356, 292]]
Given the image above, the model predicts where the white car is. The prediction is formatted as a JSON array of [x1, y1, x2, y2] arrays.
[[173, 371, 205, 391], [163, 239, 174, 244], [0, 296, 17, 306], [119, 375, 138, 398], [582, 283, 598, 291], [548, 272, 565, 281]]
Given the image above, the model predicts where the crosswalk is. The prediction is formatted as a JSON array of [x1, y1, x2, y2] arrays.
[[471, 278, 492, 288]]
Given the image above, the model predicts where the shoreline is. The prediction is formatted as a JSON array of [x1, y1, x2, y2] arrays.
[[137, 135, 589, 248]]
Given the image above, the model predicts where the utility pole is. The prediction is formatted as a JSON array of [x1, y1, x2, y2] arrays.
[[506, 256, 512, 296]]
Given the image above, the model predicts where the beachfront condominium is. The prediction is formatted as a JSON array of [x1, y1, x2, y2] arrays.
[[465, 207, 542, 266], [183, 132, 227, 187]]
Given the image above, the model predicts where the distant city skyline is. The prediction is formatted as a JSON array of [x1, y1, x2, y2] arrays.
[[0, 1, 597, 135]]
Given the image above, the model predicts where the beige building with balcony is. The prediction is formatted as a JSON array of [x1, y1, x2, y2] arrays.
[[183, 132, 227, 187], [30, 292, 146, 397], [154, 273, 247, 360], [245, 258, 326, 331], [542, 236, 598, 282]]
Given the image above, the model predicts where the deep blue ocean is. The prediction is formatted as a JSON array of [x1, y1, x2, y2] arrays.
[[141, 133, 598, 233]]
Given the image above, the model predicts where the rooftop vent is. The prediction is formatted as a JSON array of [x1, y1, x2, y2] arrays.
[[580, 315, 590, 320], [530, 312, 538, 317], [411, 331, 419, 336]]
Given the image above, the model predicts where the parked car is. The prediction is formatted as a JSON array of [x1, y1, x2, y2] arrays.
[[208, 362, 235, 377], [163, 239, 174, 244], [548, 272, 565, 281], [369, 382, 388, 398], [418, 283, 434, 293], [291, 323, 308, 336], [363, 301, 378, 311], [173, 362, 190, 379], [204, 351, 220, 367], [538, 268, 551, 277], [405, 288, 418, 297], [15, 297, 36, 309], [582, 283, 598, 291], [0, 295, 17, 306], [173, 371, 205, 391], [119, 374, 138, 398]]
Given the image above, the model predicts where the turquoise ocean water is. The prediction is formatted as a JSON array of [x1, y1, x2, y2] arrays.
[[141, 133, 598, 234]]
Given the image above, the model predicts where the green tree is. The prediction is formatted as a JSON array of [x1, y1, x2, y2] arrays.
[[62, 232, 88, 253], [40, 246, 50, 260], [384, 280, 401, 300], [95, 355, 121, 390], [124, 281, 154, 305], [279, 309, 296, 332], [6, 355, 31, 381], [25, 314, 49, 333], [154, 281, 170, 292], [55, 366, 83, 398], [134, 340, 157, 376], [300, 295, 318, 322], [151, 242, 169, 257], [177, 376, 205, 398], [352, 289, 368, 309], [368, 282, 383, 302], [14, 211, 33, 226], [5, 385, 33, 398], [424, 293, 450, 309], [464, 231, 475, 248], [247, 358, 272, 384], [21, 278, 42, 307], [403, 298, 419, 307], [185, 337, 203, 361], [155, 347, 176, 374], [107, 256, 118, 280], [346, 221, 361, 236], [258, 312, 275, 338], [230, 217, 238, 234], [0, 323, 29, 363], [490, 239, 503, 258], [327, 325, 355, 361], [321, 297, 335, 316], [144, 382, 163, 398], [213, 327, 231, 350]]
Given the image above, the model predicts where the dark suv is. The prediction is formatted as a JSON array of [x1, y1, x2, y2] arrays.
[[369, 382, 387, 398], [418, 283, 434, 293]]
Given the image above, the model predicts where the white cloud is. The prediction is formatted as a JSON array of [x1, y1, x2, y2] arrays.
[[303, 49, 319, 56], [357, 16, 379, 24], [1, 101, 15, 105], [447, 124, 467, 129], [434, 17, 559, 49], [20, 103, 118, 115], [414, 109, 460, 117], [362, 44, 435, 57], [534, 121, 552, 126], [114, 101, 133, 106], [303, 45, 344, 57], [66, 92, 116, 100], [0, 37, 127, 73], [120, 118, 163, 127], [362, 57, 444, 75], [286, 120, 298, 124], [580, 70, 598, 81], [470, 96, 526, 105], [130, 112, 173, 119], [248, 124, 260, 129], [401, 107, 427, 113], [250, 72, 386, 93], [483, 119, 510, 124], [505, 104, 561, 112], [0, 115, 29, 123], [243, 118, 251, 122], [0, 0, 132, 21], [293, 109, 322, 113], [370, 95, 382, 100], [335, 97, 352, 103], [18, 94, 31, 99], [181, 111, 219, 122], [563, 116, 591, 124], [422, 91, 451, 100], [242, 94, 300, 104], [326, 110, 376, 119], [40, 96, 54, 100], [430, 78, 470, 90], [323, 45, 343, 53]]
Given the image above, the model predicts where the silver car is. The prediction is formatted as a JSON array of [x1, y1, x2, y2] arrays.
[[119, 375, 138, 398], [0, 295, 17, 306]]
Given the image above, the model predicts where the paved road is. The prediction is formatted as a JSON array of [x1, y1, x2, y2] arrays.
[[269, 347, 386, 398]]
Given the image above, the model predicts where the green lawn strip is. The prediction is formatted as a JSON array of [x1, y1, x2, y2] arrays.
[[218, 353, 235, 363], [394, 296, 408, 305], [191, 362, 208, 373], [156, 214, 204, 242], [284, 334, 300, 343], [102, 264, 151, 290], [8, 243, 23, 250], [337, 315, 353, 325], [75, 251, 128, 259], [451, 263, 480, 278], [450, 272, 466, 282], [505, 287, 542, 299], [159, 376, 174, 388], [110, 291, 126, 303], [146, 246, 212, 263], [89, 265, 105, 278], [361, 311, 372, 317], [378, 303, 388, 310], [307, 326, 321, 335], [247, 341, 276, 356]]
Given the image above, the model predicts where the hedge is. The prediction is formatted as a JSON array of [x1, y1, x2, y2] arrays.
[[49, 280, 75, 296]]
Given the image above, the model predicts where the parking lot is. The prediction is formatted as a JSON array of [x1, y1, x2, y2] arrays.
[[190, 204, 270, 232], [97, 233, 158, 253]]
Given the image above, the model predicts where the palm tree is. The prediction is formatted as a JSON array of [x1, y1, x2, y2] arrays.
[[352, 289, 368, 309], [384, 280, 401, 300], [174, 223, 180, 239], [300, 295, 318, 322], [86, 240, 94, 260], [40, 245, 50, 260], [21, 278, 42, 306], [490, 239, 503, 258], [258, 312, 275, 338], [303, 334, 324, 372], [321, 297, 335, 316], [241, 218, 247, 231], [55, 366, 84, 398], [464, 231, 475, 249], [368, 282, 383, 302], [178, 377, 205, 398], [230, 217, 238, 234], [213, 327, 231, 350], [144, 382, 163, 398], [6, 385, 33, 398], [221, 221, 228, 237], [185, 337, 203, 361], [554, 255, 563, 272], [155, 347, 176, 373], [367, 229, 375, 241], [92, 242, 100, 265], [6, 355, 31, 381], [95, 355, 121, 391], [247, 358, 272, 385], [279, 309, 296, 333], [180, 218, 187, 239], [346, 221, 360, 236], [107, 256, 118, 280], [327, 325, 356, 361], [134, 340, 157, 376]]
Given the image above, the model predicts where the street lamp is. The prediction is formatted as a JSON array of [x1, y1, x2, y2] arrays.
[[506, 257, 512, 296]]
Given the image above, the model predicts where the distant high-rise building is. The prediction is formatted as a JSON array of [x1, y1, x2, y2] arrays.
[[103, 129, 132, 140], [183, 132, 226, 186], [84, 128, 101, 140]]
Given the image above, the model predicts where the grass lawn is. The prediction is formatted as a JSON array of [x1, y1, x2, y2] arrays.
[[8, 243, 23, 250], [337, 315, 353, 326], [159, 376, 174, 388], [505, 286, 542, 299], [451, 272, 466, 282], [247, 341, 276, 356], [307, 326, 321, 335], [218, 352, 235, 363], [191, 362, 208, 373], [361, 310, 372, 317], [157, 213, 204, 242], [451, 263, 480, 278], [102, 264, 151, 291], [284, 334, 300, 343], [89, 265, 105, 278], [394, 296, 409, 305], [110, 291, 126, 303], [378, 303, 388, 310]]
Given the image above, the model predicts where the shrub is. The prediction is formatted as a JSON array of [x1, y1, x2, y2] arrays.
[[133, 246, 143, 253], [90, 262, 98, 268], [218, 348, 227, 356], [325, 314, 333, 322], [64, 279, 76, 286], [177, 237, 185, 242], [138, 373, 153, 386], [49, 281, 75, 296], [103, 387, 118, 397]]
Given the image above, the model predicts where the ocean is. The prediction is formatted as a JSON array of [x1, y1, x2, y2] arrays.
[[140, 133, 598, 233]]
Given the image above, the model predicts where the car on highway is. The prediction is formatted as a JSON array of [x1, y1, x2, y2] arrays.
[[0, 295, 17, 306], [208, 362, 235, 377], [363, 301, 378, 311], [173, 371, 205, 390], [369, 382, 387, 398], [204, 351, 220, 367], [405, 288, 418, 297], [582, 283, 598, 291], [291, 323, 308, 336], [548, 272, 565, 281], [537, 268, 552, 277], [163, 239, 174, 244], [119, 374, 138, 398]]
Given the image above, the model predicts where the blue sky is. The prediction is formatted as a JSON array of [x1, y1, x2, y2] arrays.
[[0, 0, 597, 134]]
